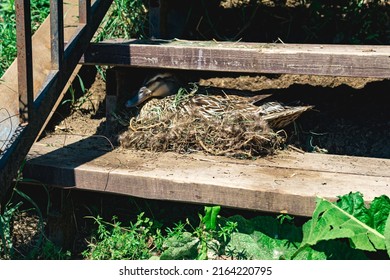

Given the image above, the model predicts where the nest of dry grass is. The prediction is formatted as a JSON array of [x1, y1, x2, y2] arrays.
[[117, 89, 286, 158]]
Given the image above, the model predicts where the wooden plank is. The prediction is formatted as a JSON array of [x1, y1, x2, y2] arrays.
[[81, 39, 390, 78], [199, 152, 390, 178], [24, 135, 390, 216]]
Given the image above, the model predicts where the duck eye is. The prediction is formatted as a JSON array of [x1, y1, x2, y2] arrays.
[[139, 86, 152, 96]]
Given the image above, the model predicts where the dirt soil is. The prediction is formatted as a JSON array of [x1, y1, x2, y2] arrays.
[[48, 69, 108, 136], [198, 74, 380, 91]]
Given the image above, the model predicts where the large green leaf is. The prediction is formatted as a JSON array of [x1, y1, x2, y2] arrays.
[[227, 231, 327, 260], [159, 232, 199, 260], [226, 215, 302, 259], [301, 196, 386, 252], [202, 206, 221, 231], [384, 214, 390, 258], [225, 215, 365, 260], [369, 195, 390, 235], [336, 192, 371, 225]]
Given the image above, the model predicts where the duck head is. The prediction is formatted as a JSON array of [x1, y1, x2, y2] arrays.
[[125, 73, 179, 108]]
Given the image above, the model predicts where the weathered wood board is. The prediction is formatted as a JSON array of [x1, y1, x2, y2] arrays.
[[24, 135, 390, 216], [82, 39, 390, 78]]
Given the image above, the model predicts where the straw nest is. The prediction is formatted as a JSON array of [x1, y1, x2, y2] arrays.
[[117, 88, 310, 158]]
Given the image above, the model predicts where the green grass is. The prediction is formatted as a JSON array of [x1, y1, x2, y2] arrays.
[[92, 0, 147, 81], [94, 0, 147, 42], [0, 0, 50, 77], [0, 0, 147, 77]]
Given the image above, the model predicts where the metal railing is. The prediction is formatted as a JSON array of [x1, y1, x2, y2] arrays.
[[0, 0, 113, 194]]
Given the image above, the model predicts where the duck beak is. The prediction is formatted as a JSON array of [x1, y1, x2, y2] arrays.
[[125, 86, 152, 108]]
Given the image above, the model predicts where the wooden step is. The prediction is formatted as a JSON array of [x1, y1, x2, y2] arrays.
[[81, 39, 390, 78], [24, 134, 390, 216]]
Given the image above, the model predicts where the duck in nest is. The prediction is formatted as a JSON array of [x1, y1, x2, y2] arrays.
[[125, 73, 180, 108], [126, 73, 313, 129]]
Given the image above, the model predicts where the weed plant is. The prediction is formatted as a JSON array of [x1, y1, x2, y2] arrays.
[[94, 0, 147, 42], [82, 206, 240, 260], [305, 0, 390, 44], [83, 213, 154, 260], [93, 0, 147, 81], [83, 194, 390, 260], [61, 74, 96, 113], [0, 199, 21, 259], [0, 0, 50, 77]]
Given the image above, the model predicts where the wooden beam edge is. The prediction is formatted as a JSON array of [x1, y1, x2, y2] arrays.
[[81, 40, 390, 78], [20, 161, 320, 216]]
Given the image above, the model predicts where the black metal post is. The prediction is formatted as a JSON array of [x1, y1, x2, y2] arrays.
[[15, 0, 34, 123], [50, 0, 64, 70]]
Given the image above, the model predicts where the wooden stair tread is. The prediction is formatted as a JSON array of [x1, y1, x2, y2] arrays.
[[81, 39, 390, 78], [24, 135, 390, 216]]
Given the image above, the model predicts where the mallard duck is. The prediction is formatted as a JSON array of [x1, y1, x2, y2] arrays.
[[125, 73, 180, 108], [126, 73, 313, 129]]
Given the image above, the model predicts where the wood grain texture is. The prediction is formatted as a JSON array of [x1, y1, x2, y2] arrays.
[[24, 135, 390, 216], [82, 39, 390, 78]]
